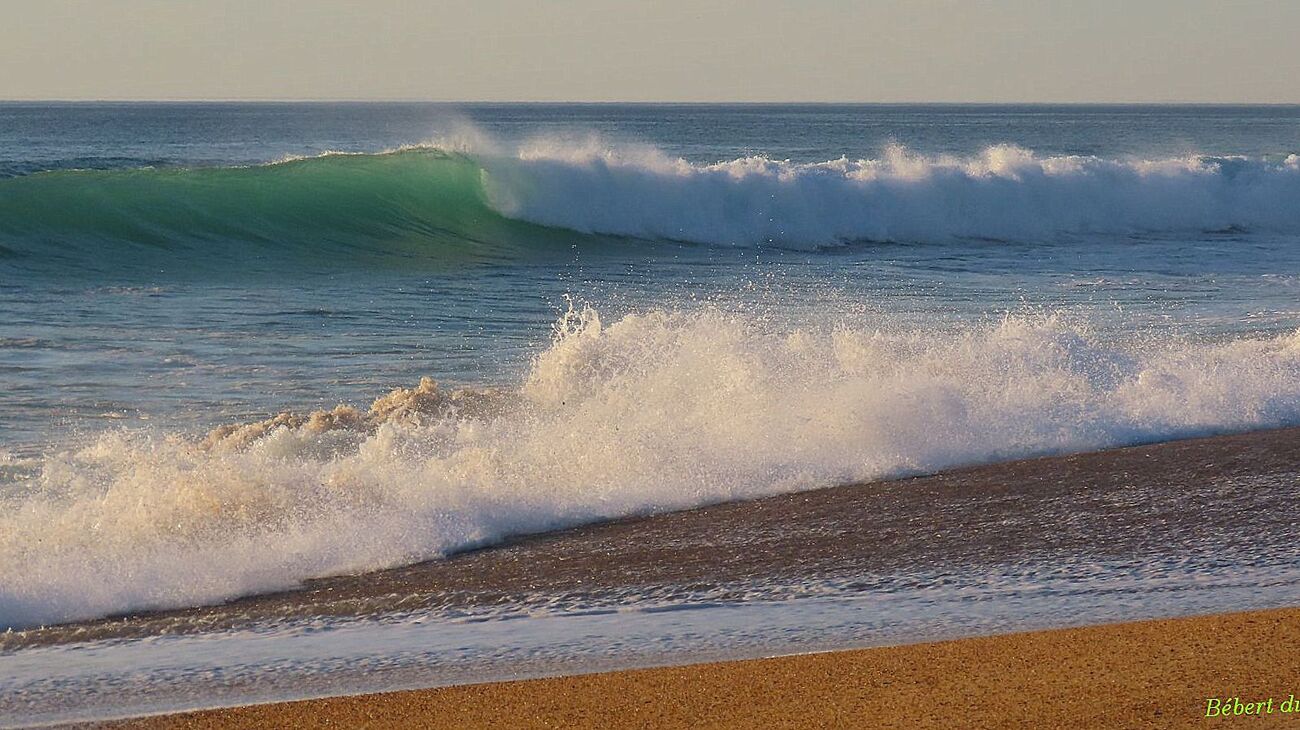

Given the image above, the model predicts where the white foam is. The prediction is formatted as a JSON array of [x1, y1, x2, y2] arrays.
[[4, 307, 1300, 629], [479, 141, 1300, 246]]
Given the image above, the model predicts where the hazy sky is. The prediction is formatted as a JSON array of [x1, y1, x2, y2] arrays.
[[3, 0, 1298, 102]]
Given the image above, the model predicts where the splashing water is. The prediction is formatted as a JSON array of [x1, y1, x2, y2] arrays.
[[4, 305, 1300, 630]]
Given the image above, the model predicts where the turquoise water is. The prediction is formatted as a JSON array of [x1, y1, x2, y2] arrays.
[[2, 104, 1300, 629]]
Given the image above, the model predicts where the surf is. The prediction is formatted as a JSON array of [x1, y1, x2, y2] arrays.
[[2, 142, 1299, 275]]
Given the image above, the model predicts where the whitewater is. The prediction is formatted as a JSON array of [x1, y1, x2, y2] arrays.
[[4, 304, 1300, 629], [483, 142, 1300, 245]]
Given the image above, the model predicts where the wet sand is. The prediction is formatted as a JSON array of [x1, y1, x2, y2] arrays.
[[11, 426, 1300, 649], [111, 606, 1300, 729]]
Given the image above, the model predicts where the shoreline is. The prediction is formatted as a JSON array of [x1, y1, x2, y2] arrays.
[[107, 606, 1300, 729]]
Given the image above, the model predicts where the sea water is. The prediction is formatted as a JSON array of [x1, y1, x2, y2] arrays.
[[2, 103, 1300, 723]]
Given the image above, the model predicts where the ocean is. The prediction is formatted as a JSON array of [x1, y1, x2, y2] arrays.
[[2, 103, 1300, 723]]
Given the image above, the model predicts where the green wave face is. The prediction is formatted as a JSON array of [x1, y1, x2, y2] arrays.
[[0, 150, 568, 274]]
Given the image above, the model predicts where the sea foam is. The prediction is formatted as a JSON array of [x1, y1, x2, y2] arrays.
[[4, 306, 1300, 629], [482, 142, 1300, 246]]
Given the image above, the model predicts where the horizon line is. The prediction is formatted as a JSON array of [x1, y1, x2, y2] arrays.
[[4, 98, 1300, 106]]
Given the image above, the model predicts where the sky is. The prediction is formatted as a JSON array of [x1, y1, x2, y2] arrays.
[[3, 0, 1298, 103]]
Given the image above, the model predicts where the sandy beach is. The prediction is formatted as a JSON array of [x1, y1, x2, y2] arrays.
[[108, 606, 1300, 729]]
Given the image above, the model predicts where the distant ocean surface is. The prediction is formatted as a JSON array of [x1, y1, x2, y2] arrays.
[[3, 103, 1300, 630]]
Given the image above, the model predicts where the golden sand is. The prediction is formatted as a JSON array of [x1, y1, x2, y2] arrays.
[[112, 606, 1300, 729]]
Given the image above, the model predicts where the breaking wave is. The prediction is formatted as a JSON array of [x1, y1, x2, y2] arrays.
[[2, 140, 1299, 271], [484, 142, 1300, 245], [4, 306, 1300, 629]]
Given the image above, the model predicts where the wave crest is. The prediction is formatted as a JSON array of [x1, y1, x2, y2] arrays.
[[200, 377, 508, 454], [482, 142, 1300, 246]]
